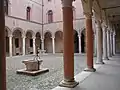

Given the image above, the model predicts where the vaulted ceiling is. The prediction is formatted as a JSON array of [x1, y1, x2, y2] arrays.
[[98, 0, 120, 22]]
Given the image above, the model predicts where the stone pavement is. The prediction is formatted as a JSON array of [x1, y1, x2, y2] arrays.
[[52, 54, 120, 90], [6, 53, 89, 90]]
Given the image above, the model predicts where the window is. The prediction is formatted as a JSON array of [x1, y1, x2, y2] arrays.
[[48, 0, 51, 2], [48, 10, 53, 23], [26, 7, 31, 20], [30, 39, 33, 47], [72, 6, 76, 20], [15, 38, 19, 48], [4, 0, 8, 15]]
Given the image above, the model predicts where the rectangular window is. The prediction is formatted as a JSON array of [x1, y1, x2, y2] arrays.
[[4, 0, 8, 15]]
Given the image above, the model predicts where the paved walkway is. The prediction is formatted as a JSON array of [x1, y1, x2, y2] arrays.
[[53, 54, 120, 90], [6, 54, 88, 90]]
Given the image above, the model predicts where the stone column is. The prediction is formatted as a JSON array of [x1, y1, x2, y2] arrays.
[[33, 37, 36, 55], [41, 38, 44, 52], [96, 21, 104, 64], [78, 35, 81, 54], [102, 26, 109, 60], [22, 36, 26, 56], [110, 31, 113, 55], [59, 0, 79, 88], [107, 30, 112, 57], [52, 36, 55, 54], [0, 0, 6, 89], [113, 32, 116, 55], [93, 33, 97, 56], [9, 35, 13, 57]]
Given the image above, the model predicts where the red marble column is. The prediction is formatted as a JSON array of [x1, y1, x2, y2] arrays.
[[59, 0, 79, 88], [84, 15, 96, 72], [0, 0, 6, 90]]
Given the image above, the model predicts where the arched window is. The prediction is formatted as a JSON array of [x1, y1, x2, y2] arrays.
[[4, 0, 8, 15], [26, 7, 31, 20], [48, 10, 53, 23]]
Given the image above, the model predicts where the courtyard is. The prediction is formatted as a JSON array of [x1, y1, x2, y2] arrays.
[[6, 54, 94, 90]]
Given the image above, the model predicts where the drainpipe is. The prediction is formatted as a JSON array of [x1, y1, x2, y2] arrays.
[[41, 0, 44, 51]]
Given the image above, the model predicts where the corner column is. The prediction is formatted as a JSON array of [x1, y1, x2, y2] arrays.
[[9, 35, 13, 57], [102, 26, 109, 60], [52, 36, 55, 54], [59, 0, 79, 88], [33, 36, 36, 55], [22, 36, 26, 56], [96, 20, 104, 64], [41, 38, 45, 53], [0, 0, 6, 89], [78, 35, 81, 54]]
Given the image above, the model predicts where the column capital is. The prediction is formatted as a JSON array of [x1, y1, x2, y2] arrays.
[[84, 12, 92, 19], [78, 35, 81, 38], [95, 20, 101, 29], [8, 34, 13, 37], [41, 38, 44, 41], [22, 35, 26, 38], [32, 36, 36, 39], [61, 0, 74, 8], [51, 36, 55, 39], [81, 0, 93, 19]]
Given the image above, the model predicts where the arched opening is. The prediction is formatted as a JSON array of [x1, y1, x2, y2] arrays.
[[44, 32, 52, 53], [55, 31, 63, 53], [35, 32, 41, 51], [74, 30, 79, 53], [81, 29, 85, 53], [6, 29, 9, 56], [25, 31, 33, 54], [12, 30, 22, 56]]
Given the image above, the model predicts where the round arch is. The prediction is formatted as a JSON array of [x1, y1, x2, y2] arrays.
[[5, 27, 11, 56], [12, 27, 24, 35], [35, 32, 41, 50], [25, 31, 34, 55], [5, 26, 12, 36], [43, 30, 53, 37], [44, 31, 52, 53], [25, 30, 35, 37], [55, 31, 63, 53], [12, 29, 23, 56], [74, 30, 79, 53], [81, 28, 86, 53]]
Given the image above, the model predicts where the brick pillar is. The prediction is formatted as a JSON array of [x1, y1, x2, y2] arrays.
[[84, 14, 96, 72], [59, 0, 79, 88], [0, 0, 6, 90]]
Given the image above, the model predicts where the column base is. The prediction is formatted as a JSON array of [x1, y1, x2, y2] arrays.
[[96, 61, 105, 64], [103, 57, 109, 60], [59, 79, 79, 88], [84, 67, 96, 72]]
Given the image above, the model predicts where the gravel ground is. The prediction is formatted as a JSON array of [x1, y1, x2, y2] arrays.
[[6, 54, 90, 90]]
